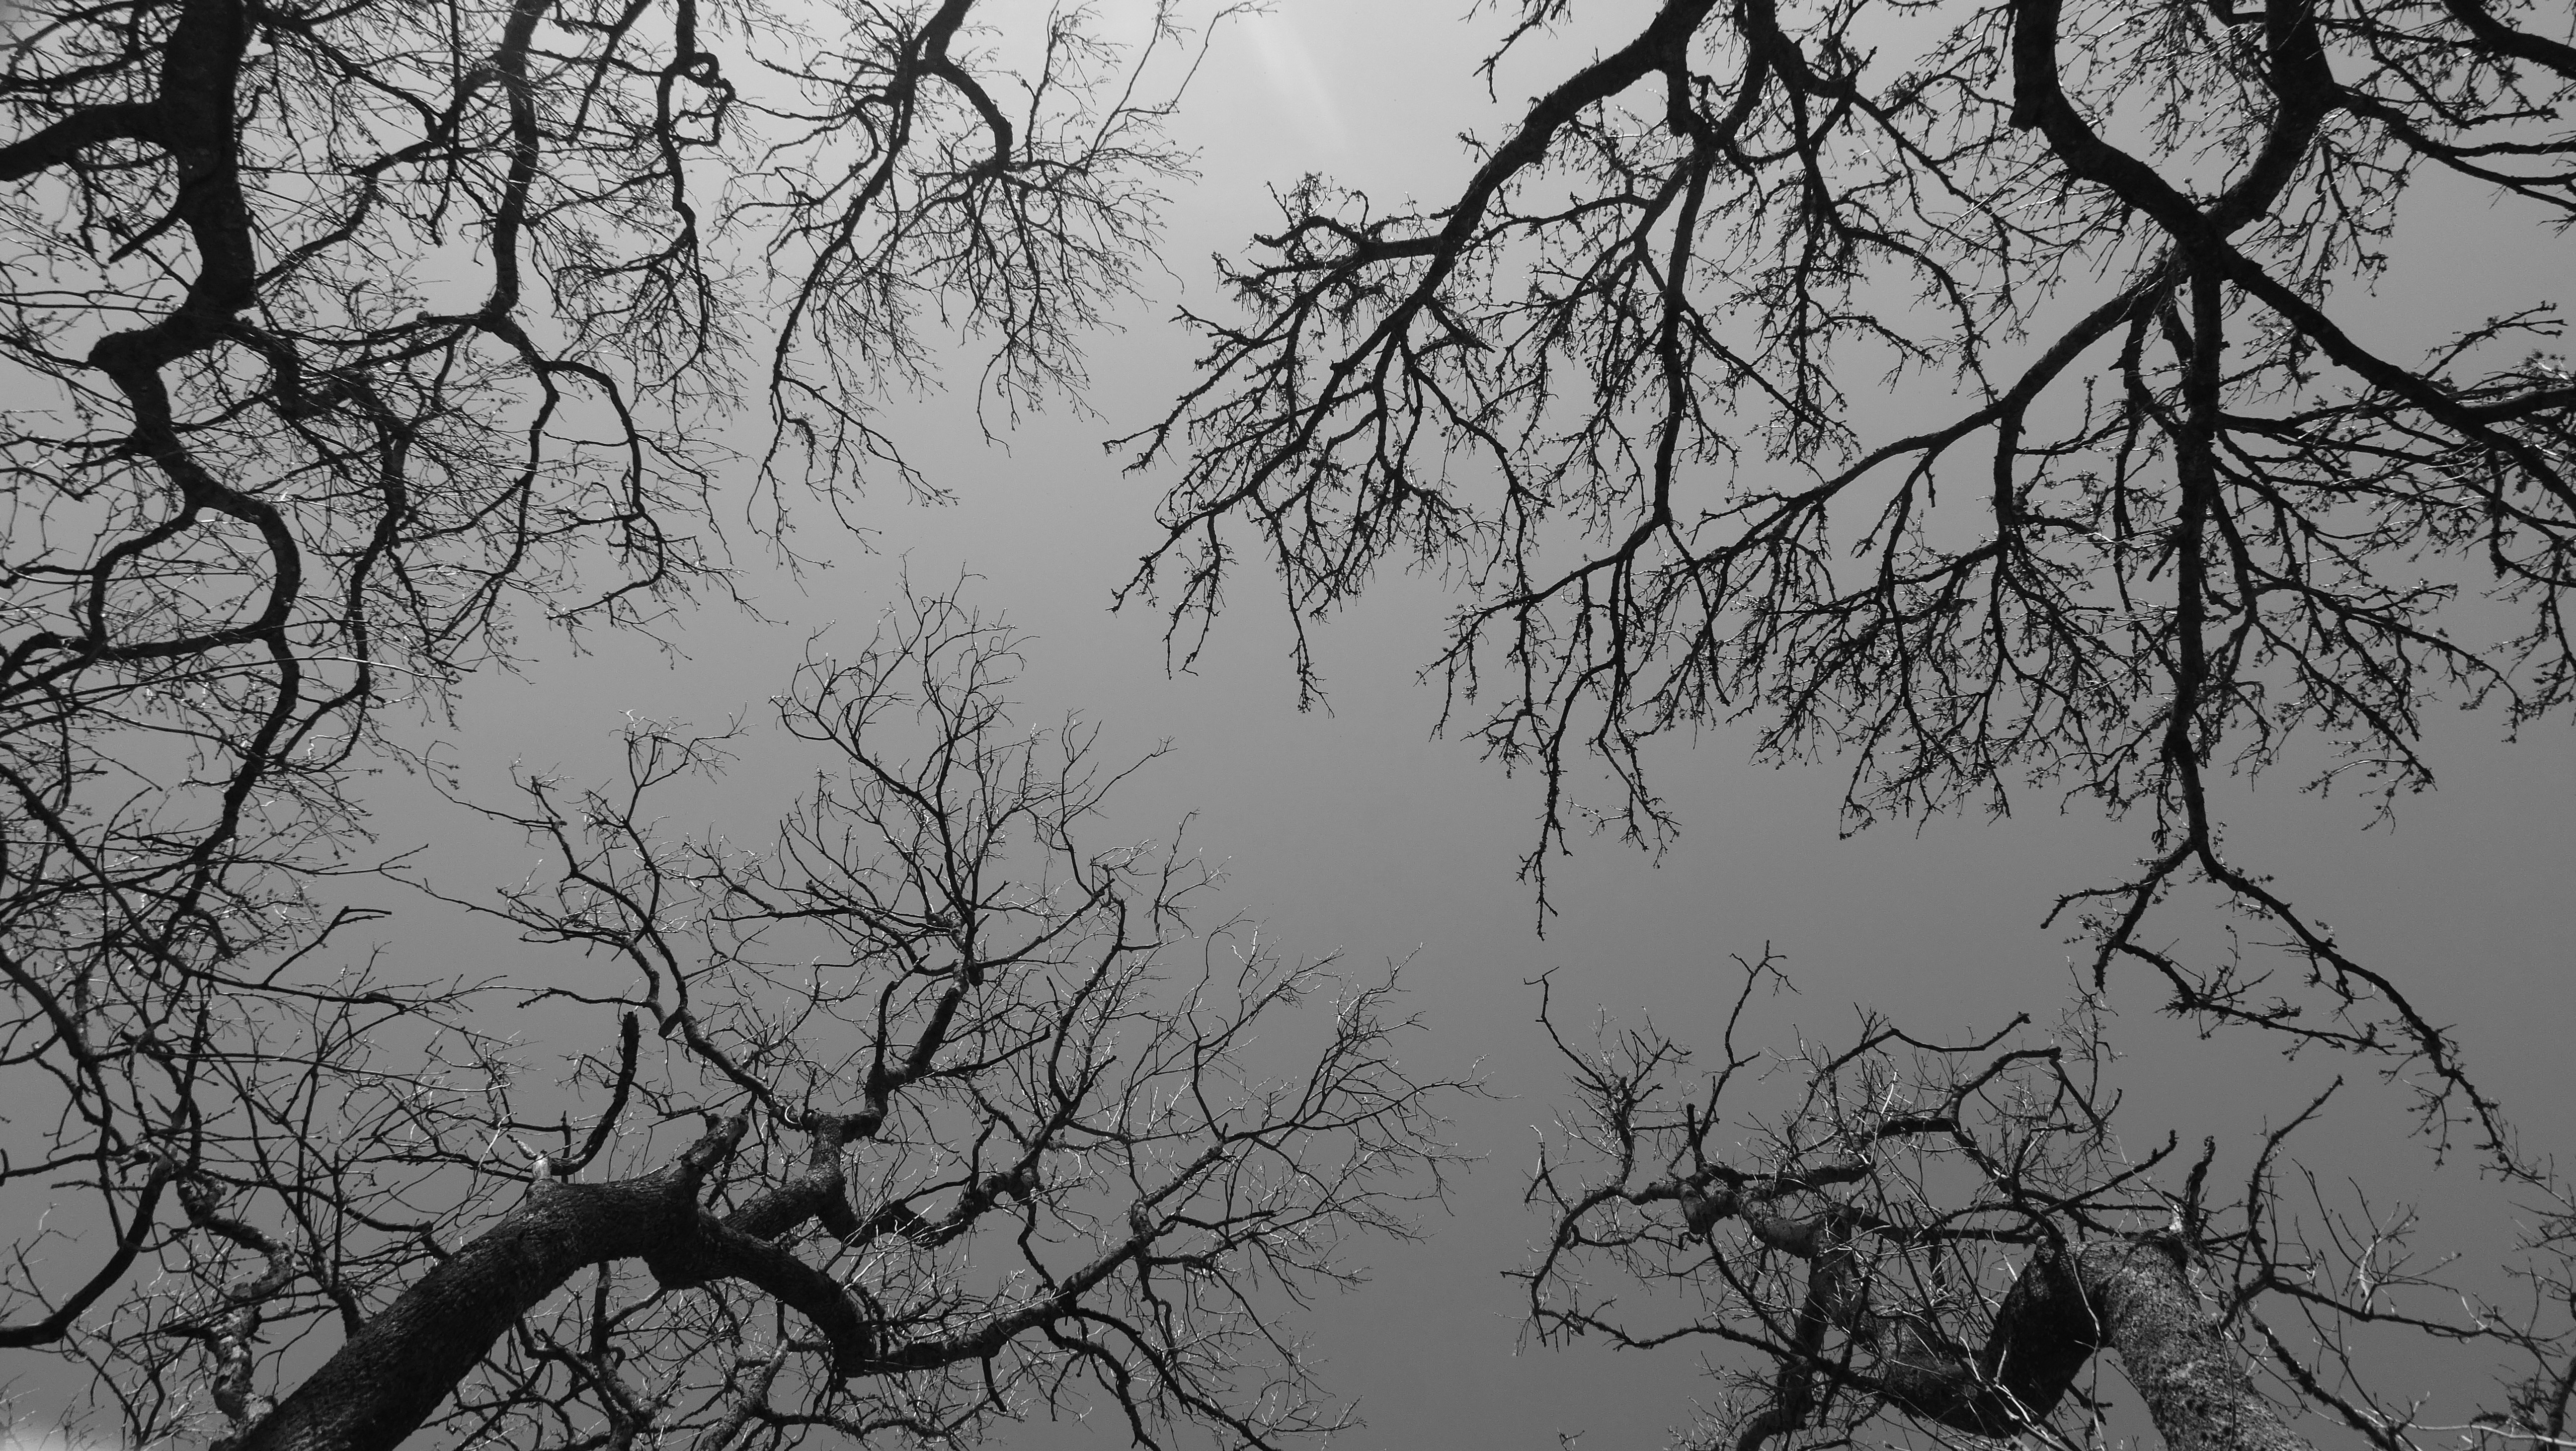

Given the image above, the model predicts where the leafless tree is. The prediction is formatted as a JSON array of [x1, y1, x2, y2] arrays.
[[1107, 4, 2576, 1444], [9, 585, 1459, 1451], [2, 0, 1227, 1435], [2, 0, 1201, 969], [1124, 0, 2576, 1154], [1522, 955, 2576, 1451]]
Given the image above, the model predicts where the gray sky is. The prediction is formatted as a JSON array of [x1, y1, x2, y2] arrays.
[[406, 3, 2576, 1446]]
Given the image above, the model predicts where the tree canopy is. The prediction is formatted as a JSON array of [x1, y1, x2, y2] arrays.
[[1130, 0, 2575, 1133], [1121, 4, 2576, 1436], [3, 0, 2572, 1447]]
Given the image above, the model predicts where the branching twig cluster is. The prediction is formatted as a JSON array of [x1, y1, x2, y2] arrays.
[[4, 0, 1238, 1440], [1123, 0, 2576, 1158], [11, 585, 1463, 1451], [1522, 954, 2576, 1451]]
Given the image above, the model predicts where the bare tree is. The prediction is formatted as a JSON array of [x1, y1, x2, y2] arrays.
[[0, 0, 1221, 1427], [1106, 5, 2576, 1444], [1522, 956, 2576, 1451], [1123, 0, 2576, 1148], [13, 586, 1458, 1451], [1, 0, 1199, 972]]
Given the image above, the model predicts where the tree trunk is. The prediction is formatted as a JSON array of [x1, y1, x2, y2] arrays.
[[2076, 1238, 2310, 1451], [234, 1124, 746, 1451], [1795, 1231, 2313, 1451]]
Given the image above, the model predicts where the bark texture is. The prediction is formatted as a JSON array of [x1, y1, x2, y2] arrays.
[[1719, 1219, 2312, 1451], [1906, 1237, 2309, 1451], [2079, 1238, 2310, 1451]]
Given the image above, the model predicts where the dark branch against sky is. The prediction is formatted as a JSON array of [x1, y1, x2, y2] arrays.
[[1, 0, 2570, 1446]]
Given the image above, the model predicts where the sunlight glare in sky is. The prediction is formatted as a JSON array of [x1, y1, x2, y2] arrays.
[[1237, 9, 1348, 157]]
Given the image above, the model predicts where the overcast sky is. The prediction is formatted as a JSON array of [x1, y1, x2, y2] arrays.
[[400, 4, 2576, 1446]]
